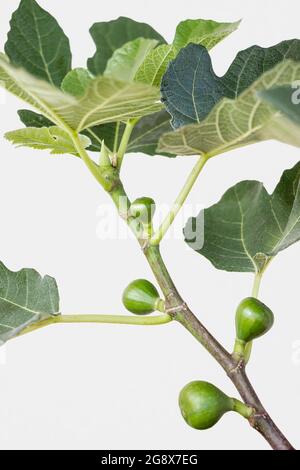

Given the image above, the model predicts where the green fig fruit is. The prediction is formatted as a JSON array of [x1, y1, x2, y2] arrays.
[[122, 279, 163, 315], [179, 381, 233, 430], [129, 197, 156, 225], [235, 297, 274, 343]]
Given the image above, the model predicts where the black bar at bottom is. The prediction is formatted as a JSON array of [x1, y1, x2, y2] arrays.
[[0, 449, 298, 464]]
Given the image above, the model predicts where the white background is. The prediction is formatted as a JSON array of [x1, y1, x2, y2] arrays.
[[0, 0, 300, 450]]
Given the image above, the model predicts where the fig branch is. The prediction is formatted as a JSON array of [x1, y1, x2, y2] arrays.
[[70, 127, 295, 450], [2, 2, 300, 452], [145, 234, 294, 451]]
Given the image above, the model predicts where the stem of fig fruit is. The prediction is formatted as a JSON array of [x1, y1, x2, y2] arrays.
[[231, 398, 254, 419], [233, 338, 247, 361]]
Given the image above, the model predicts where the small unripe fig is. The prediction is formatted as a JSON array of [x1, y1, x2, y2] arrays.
[[179, 381, 233, 430], [235, 297, 274, 343], [122, 279, 162, 315], [129, 197, 156, 225]]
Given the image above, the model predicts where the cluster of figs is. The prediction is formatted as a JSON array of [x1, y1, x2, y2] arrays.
[[122, 197, 275, 430]]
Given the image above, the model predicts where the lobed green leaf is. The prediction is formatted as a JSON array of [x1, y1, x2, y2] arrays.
[[136, 19, 240, 88], [0, 261, 59, 344], [17, 109, 118, 153], [61, 68, 93, 97], [5, 127, 91, 155], [5, 0, 72, 87], [172, 18, 241, 52], [18, 109, 53, 128], [88, 16, 166, 75], [161, 40, 300, 129], [17, 108, 173, 157], [184, 162, 300, 273], [158, 59, 300, 156], [0, 56, 162, 131], [135, 44, 176, 88], [104, 38, 158, 82]]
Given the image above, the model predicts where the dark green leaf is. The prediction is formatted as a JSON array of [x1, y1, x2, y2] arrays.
[[127, 110, 173, 156], [135, 19, 240, 88], [158, 60, 300, 156], [161, 40, 300, 129], [18, 109, 53, 128], [0, 261, 60, 344], [84, 123, 122, 153], [161, 44, 223, 128], [76, 111, 173, 156], [88, 17, 166, 75], [5, 0, 72, 87], [184, 162, 300, 273]]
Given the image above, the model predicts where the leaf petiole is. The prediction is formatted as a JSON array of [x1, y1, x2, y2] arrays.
[[18, 313, 173, 338], [113, 121, 121, 154], [150, 154, 208, 245], [117, 118, 138, 169], [70, 131, 112, 189], [252, 271, 263, 298]]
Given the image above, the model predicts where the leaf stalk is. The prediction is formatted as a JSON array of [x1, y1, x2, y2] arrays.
[[19, 313, 173, 337], [252, 271, 263, 298], [150, 154, 208, 245], [117, 119, 138, 169]]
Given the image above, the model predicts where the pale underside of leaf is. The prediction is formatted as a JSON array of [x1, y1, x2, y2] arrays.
[[172, 19, 241, 52], [104, 38, 158, 82], [0, 56, 162, 132], [0, 54, 76, 128], [63, 77, 162, 131], [61, 68, 93, 97], [5, 127, 91, 155], [158, 60, 300, 157], [136, 19, 240, 88], [135, 44, 176, 87], [17, 108, 173, 157]]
